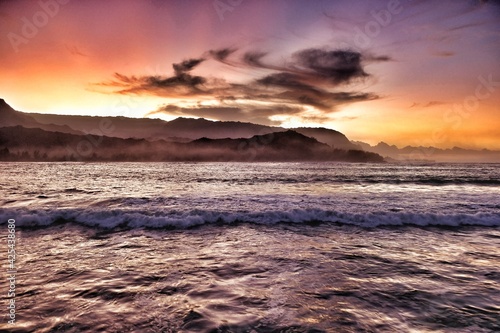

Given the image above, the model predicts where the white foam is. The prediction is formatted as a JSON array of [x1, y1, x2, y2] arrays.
[[1, 208, 499, 229]]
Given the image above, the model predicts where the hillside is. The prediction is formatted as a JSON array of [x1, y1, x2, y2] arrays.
[[0, 126, 384, 162]]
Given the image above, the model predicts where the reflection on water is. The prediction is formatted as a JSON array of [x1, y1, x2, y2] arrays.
[[1, 162, 499, 331], [4, 223, 500, 332]]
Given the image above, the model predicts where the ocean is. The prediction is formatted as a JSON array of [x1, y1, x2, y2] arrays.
[[1, 162, 499, 332]]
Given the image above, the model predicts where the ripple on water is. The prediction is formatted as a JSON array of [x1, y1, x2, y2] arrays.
[[3, 223, 500, 332]]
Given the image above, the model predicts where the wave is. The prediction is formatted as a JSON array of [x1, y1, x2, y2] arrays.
[[184, 177, 500, 186], [1, 208, 499, 229]]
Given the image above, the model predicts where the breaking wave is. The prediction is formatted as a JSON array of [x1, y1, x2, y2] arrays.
[[1, 207, 499, 229]]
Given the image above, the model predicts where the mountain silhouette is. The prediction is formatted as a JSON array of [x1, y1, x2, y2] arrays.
[[0, 99, 83, 135], [3, 98, 497, 162], [353, 141, 500, 163], [0, 126, 384, 162], [0, 99, 358, 149]]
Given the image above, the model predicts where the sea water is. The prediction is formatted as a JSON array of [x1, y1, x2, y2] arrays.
[[0, 162, 499, 332]]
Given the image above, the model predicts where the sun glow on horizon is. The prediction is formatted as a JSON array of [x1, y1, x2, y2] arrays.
[[1, 0, 499, 149]]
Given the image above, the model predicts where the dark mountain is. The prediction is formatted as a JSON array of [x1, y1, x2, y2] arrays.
[[28, 112, 174, 140], [189, 130, 325, 161], [0, 99, 32, 126], [354, 141, 401, 157], [156, 117, 277, 140], [0, 126, 384, 162], [294, 127, 360, 150], [189, 130, 382, 162], [0, 99, 83, 135], [3, 99, 497, 162], [0, 125, 164, 161], [22, 110, 279, 141], [0, 99, 356, 148]]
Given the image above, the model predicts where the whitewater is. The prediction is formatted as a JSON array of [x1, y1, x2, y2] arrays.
[[1, 162, 499, 228]]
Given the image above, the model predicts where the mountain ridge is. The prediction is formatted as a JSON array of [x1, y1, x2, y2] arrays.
[[2, 99, 499, 162], [0, 99, 358, 150], [0, 125, 384, 162], [353, 141, 500, 163]]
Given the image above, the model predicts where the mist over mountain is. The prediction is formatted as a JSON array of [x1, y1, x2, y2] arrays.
[[354, 141, 500, 163], [0, 97, 382, 162], [0, 126, 383, 162], [2, 99, 498, 162]]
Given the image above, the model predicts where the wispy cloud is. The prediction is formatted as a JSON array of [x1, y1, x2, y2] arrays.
[[99, 58, 208, 97]]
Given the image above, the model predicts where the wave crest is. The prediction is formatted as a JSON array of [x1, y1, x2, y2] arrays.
[[1, 208, 498, 229]]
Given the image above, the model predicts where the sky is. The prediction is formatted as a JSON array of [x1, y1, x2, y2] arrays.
[[1, 0, 499, 149]]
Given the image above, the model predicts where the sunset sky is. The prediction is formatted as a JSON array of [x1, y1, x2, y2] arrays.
[[1, 0, 499, 149]]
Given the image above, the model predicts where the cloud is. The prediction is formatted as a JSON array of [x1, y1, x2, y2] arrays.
[[257, 72, 321, 92], [424, 101, 445, 107], [409, 101, 446, 108], [234, 48, 382, 86], [208, 48, 237, 63], [100, 58, 208, 97], [243, 51, 269, 68], [478, 0, 500, 6], [432, 51, 455, 57], [103, 72, 207, 97], [100, 46, 388, 124], [172, 58, 205, 75], [292, 48, 367, 84], [254, 70, 377, 110], [146, 104, 306, 126]]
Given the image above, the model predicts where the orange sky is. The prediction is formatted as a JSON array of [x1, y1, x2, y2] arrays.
[[1, 0, 499, 149]]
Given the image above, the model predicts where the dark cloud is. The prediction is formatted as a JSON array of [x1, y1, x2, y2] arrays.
[[208, 48, 237, 62], [172, 58, 205, 75], [105, 72, 207, 97], [147, 73, 206, 88], [235, 48, 385, 87], [101, 46, 388, 123], [257, 72, 321, 93], [254, 71, 377, 110], [479, 0, 500, 6], [293, 48, 367, 84], [100, 58, 208, 97], [364, 54, 392, 62], [242, 51, 268, 67], [312, 91, 376, 109]]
